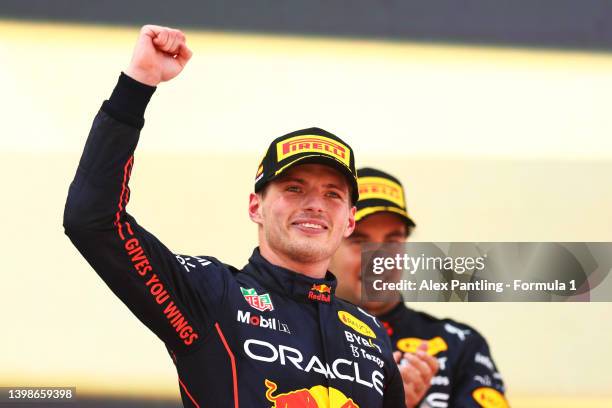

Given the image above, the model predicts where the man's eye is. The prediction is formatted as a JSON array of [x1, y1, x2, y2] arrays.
[[326, 191, 342, 199], [286, 186, 301, 192]]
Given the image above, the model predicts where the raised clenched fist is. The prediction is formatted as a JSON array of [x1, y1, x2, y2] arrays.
[[125, 25, 193, 86]]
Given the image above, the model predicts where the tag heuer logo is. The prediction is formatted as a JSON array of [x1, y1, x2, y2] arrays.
[[241, 287, 274, 312]]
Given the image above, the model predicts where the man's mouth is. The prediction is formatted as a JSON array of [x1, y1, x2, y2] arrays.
[[293, 222, 326, 230], [291, 219, 329, 233]]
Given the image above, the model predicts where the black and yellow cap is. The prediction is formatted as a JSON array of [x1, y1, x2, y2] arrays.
[[254, 127, 359, 204], [356, 167, 416, 229]]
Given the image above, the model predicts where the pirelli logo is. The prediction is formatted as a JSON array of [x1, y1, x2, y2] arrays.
[[358, 177, 405, 208], [276, 135, 351, 167]]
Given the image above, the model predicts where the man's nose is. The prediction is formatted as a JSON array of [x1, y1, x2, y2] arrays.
[[301, 190, 325, 212]]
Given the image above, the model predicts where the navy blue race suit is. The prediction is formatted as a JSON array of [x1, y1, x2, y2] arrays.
[[63, 73, 406, 408], [379, 303, 508, 408]]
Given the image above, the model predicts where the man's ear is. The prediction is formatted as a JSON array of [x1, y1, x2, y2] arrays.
[[248, 192, 264, 225], [343, 205, 356, 238]]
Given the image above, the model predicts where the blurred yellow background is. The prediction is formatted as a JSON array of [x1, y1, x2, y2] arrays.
[[1, 20, 611, 407]]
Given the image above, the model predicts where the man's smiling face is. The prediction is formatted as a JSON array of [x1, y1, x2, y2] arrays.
[[251, 163, 356, 265]]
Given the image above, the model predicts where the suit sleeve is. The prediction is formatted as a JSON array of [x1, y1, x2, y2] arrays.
[[382, 331, 407, 408], [63, 73, 229, 354], [449, 331, 508, 408], [383, 363, 407, 408]]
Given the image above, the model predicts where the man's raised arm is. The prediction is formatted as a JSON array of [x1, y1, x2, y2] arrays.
[[63, 26, 225, 354]]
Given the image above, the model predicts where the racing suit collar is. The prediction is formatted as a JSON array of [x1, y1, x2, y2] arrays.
[[247, 248, 337, 303]]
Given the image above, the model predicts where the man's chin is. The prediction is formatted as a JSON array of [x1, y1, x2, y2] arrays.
[[284, 240, 331, 264], [288, 231, 336, 252]]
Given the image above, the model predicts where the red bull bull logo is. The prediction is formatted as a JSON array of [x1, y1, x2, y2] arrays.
[[311, 284, 331, 294], [265, 379, 359, 408], [308, 284, 331, 303]]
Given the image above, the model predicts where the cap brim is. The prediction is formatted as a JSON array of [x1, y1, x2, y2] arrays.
[[271, 154, 359, 204], [355, 205, 416, 229]]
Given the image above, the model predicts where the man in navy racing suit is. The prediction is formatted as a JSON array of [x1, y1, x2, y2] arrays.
[[63, 25, 407, 407], [330, 168, 509, 408]]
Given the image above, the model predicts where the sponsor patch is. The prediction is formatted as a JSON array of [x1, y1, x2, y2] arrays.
[[472, 387, 509, 408], [396, 336, 448, 356], [241, 287, 274, 312], [308, 284, 332, 303], [237, 310, 290, 334], [244, 340, 385, 395], [338, 311, 376, 338], [265, 379, 359, 408]]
